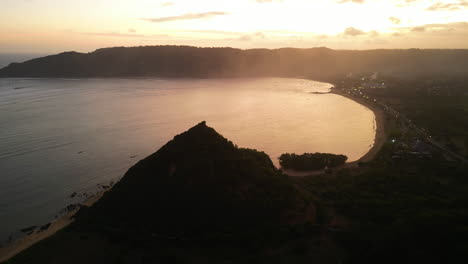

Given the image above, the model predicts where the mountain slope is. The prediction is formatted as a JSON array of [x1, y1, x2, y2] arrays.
[[1, 46, 467, 79], [76, 121, 307, 237], [6, 122, 322, 264]]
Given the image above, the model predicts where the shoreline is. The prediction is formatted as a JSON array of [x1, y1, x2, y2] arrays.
[[284, 87, 387, 177], [0, 81, 388, 260], [334, 88, 387, 164], [0, 191, 106, 263]]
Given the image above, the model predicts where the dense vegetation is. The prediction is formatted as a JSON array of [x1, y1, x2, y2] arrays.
[[1, 46, 468, 79], [328, 75, 468, 262], [279, 153, 348, 170], [393, 96, 468, 136], [296, 143, 468, 263]]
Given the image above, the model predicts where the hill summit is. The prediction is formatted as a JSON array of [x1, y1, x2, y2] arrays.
[[75, 121, 308, 238]]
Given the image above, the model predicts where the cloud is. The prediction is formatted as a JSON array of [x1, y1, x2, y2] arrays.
[[394, 0, 418, 7], [161, 2, 174, 7], [428, 21, 468, 29], [395, 22, 468, 34], [128, 28, 136, 33], [418, 22, 468, 33], [238, 35, 253, 41], [80, 32, 147, 38], [369, 30, 380, 37], [185, 30, 242, 35], [141, 12, 229, 23], [343, 27, 366, 36], [232, 32, 266, 41], [341, 27, 380, 38], [426, 0, 468, 11], [77, 31, 169, 38], [389, 16, 401, 25], [411, 26, 426, 32], [366, 38, 388, 45], [255, 0, 283, 2], [337, 0, 365, 3]]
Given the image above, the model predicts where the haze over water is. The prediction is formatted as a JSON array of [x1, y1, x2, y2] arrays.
[[0, 77, 375, 242]]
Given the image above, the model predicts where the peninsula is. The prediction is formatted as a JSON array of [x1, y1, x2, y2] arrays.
[[1, 46, 468, 79]]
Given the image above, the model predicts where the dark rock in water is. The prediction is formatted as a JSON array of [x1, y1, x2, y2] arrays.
[[66, 204, 79, 212], [59, 204, 80, 215], [20, 226, 37, 235], [70, 192, 77, 198], [38, 223, 51, 232], [76, 121, 308, 238]]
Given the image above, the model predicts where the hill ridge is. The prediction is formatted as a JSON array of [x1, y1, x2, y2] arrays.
[[1, 45, 468, 79]]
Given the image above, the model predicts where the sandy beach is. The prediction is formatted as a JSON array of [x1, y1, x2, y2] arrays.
[[334, 88, 387, 163], [284, 88, 387, 177], [0, 191, 105, 262]]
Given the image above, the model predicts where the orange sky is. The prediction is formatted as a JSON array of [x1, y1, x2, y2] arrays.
[[1, 0, 467, 53]]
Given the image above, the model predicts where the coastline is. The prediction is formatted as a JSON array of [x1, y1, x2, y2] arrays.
[[0, 191, 106, 263], [284, 87, 387, 177], [332, 88, 387, 164], [0, 81, 388, 261]]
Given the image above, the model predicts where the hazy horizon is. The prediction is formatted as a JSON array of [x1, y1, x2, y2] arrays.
[[2, 44, 468, 68], [1, 0, 468, 54]]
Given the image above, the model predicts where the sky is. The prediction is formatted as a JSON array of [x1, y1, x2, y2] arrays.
[[0, 0, 467, 53]]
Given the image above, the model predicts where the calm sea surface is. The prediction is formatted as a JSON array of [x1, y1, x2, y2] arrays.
[[0, 78, 375, 242]]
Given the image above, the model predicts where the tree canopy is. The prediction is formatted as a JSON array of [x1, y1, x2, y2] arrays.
[[279, 152, 348, 171]]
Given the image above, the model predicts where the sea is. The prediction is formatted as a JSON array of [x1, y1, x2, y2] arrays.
[[0, 75, 376, 243]]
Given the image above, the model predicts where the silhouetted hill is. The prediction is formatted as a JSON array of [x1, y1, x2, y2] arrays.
[[6, 122, 322, 264], [76, 121, 307, 236], [1, 46, 467, 79]]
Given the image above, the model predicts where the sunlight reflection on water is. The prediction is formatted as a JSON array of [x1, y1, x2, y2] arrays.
[[0, 77, 375, 242]]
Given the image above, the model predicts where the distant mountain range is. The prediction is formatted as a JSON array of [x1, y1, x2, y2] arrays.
[[1, 46, 467, 79]]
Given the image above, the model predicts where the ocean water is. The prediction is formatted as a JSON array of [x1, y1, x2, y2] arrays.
[[0, 77, 375, 243]]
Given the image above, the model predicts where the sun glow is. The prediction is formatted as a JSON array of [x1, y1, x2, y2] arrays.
[[0, 0, 467, 53]]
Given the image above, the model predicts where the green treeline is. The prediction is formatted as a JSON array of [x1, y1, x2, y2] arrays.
[[279, 153, 348, 170]]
